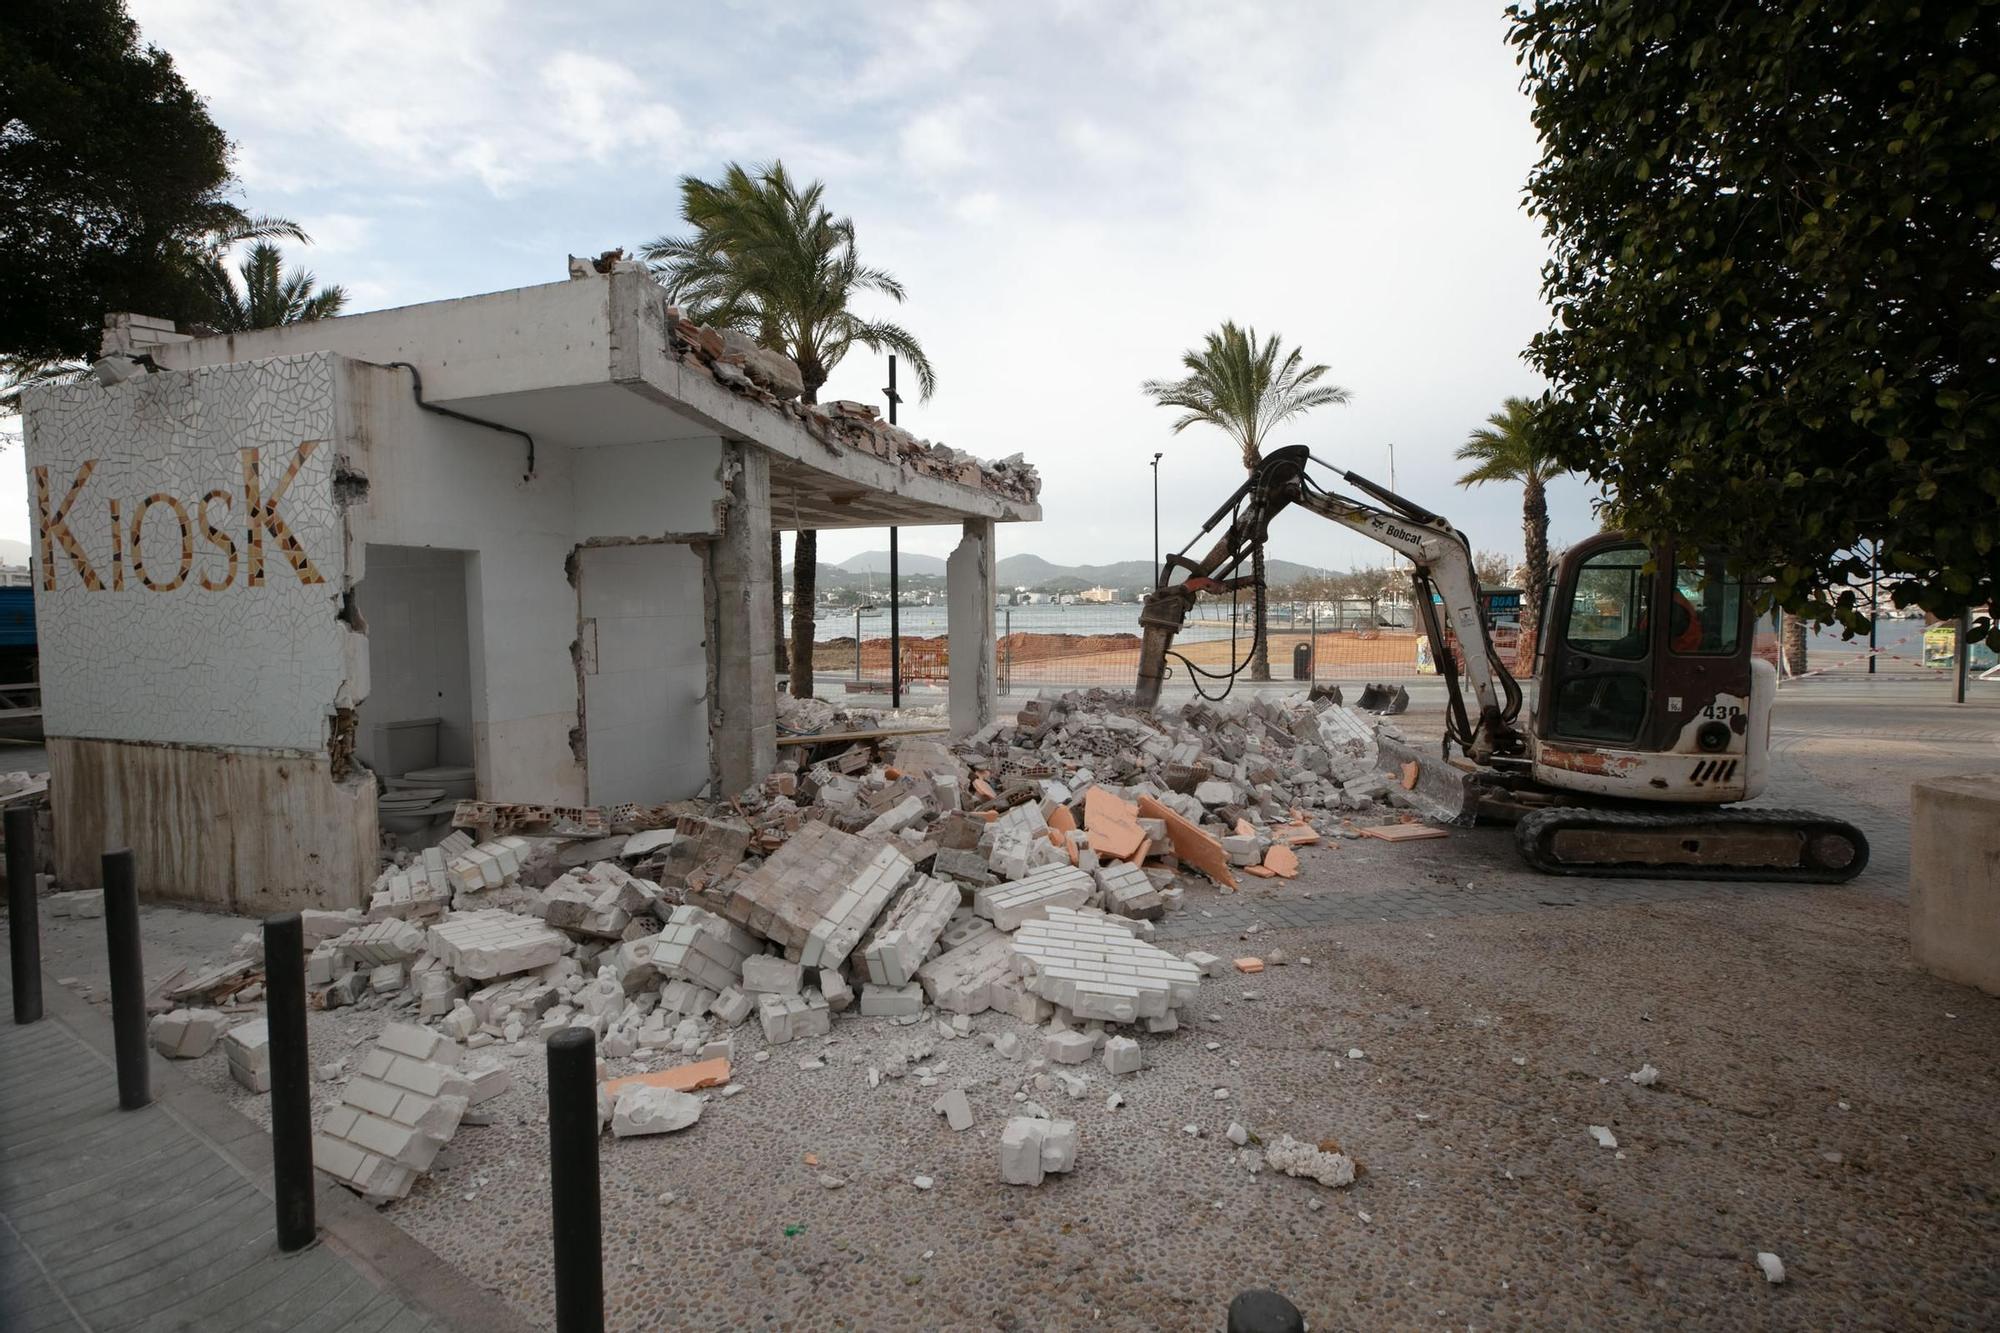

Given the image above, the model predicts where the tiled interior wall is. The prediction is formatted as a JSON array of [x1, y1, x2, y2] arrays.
[[355, 544, 474, 774]]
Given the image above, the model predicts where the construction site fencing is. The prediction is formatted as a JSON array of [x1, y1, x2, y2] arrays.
[[809, 600, 1528, 693]]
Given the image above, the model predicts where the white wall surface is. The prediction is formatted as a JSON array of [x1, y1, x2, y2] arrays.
[[572, 439, 724, 540], [355, 544, 474, 772], [577, 543, 709, 803], [23, 353, 349, 750]]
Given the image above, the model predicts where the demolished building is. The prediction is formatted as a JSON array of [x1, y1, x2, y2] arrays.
[[18, 261, 1040, 911]]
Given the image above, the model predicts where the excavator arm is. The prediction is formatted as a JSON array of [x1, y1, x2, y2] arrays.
[[1135, 445, 1523, 764]]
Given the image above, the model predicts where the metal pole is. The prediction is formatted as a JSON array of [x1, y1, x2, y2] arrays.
[[1868, 542, 1878, 675], [1955, 611, 1971, 704], [854, 607, 862, 683], [7, 805, 41, 1024], [886, 355, 902, 710], [1003, 609, 1012, 694], [263, 912, 316, 1250], [1151, 452, 1163, 582], [1310, 604, 1318, 687], [1228, 1289, 1305, 1333], [547, 1027, 603, 1333], [102, 849, 149, 1110]]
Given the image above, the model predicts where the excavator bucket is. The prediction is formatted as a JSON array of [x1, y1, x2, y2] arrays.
[[1373, 731, 1480, 825], [1355, 682, 1410, 714], [1308, 684, 1343, 706]]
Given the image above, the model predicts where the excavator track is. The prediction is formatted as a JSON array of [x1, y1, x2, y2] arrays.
[[1514, 807, 1870, 884]]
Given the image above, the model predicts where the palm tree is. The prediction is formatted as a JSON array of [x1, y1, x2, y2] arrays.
[[1142, 322, 1350, 680], [1455, 397, 1568, 671], [199, 241, 346, 332], [643, 161, 936, 698]]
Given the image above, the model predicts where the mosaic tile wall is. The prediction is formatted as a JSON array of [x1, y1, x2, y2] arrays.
[[24, 353, 351, 751]]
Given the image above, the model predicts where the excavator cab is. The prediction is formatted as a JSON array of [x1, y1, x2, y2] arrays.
[[1528, 535, 1770, 804]]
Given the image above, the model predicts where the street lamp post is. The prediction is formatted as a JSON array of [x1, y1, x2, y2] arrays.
[[1151, 452, 1164, 583]]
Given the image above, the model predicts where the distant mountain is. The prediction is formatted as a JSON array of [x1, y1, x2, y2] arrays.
[[838, 550, 948, 576]]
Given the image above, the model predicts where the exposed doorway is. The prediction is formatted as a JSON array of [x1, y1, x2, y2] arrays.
[[355, 544, 475, 778]]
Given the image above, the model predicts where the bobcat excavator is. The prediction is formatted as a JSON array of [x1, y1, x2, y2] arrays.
[[1135, 445, 1869, 882]]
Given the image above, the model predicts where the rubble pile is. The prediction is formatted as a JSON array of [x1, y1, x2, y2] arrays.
[[185, 688, 1399, 1202], [658, 303, 1041, 505]]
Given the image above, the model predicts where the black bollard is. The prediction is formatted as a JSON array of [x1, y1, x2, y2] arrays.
[[1227, 1289, 1306, 1333], [7, 806, 41, 1024], [547, 1027, 603, 1333], [263, 912, 316, 1251], [102, 849, 149, 1110]]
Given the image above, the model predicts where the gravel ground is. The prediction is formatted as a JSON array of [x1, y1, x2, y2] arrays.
[[9, 682, 1997, 1331]]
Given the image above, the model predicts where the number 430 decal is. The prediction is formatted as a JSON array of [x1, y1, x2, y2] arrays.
[[1701, 703, 1742, 720]]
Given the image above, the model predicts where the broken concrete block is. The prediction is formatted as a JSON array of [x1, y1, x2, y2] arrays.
[[999, 1117, 1046, 1186], [659, 979, 718, 1018], [859, 982, 925, 1017], [222, 1019, 271, 1092], [860, 873, 959, 987], [934, 1086, 974, 1131], [861, 794, 928, 838], [1044, 1029, 1096, 1065], [652, 905, 762, 995], [369, 962, 406, 995], [709, 986, 754, 1026], [740, 955, 804, 996], [426, 910, 568, 981], [757, 990, 831, 1045], [819, 968, 854, 1012], [333, 919, 426, 968], [1092, 861, 1165, 921], [973, 864, 1095, 931], [314, 1022, 470, 1203], [916, 933, 1017, 1016], [1183, 951, 1226, 978], [703, 822, 912, 971], [148, 1007, 229, 1059], [610, 1085, 704, 1137], [1000, 1115, 1078, 1185], [1101, 1035, 1142, 1076], [1011, 908, 1203, 1023]]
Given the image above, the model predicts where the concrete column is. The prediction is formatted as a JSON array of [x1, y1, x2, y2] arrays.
[[1910, 774, 2000, 995], [947, 519, 996, 736], [709, 443, 778, 794]]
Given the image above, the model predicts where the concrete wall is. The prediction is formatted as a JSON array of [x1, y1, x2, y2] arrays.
[[340, 360, 728, 805], [1910, 774, 2000, 996], [25, 353, 351, 750]]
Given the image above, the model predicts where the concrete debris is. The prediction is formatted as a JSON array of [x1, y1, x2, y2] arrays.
[[1588, 1125, 1619, 1149], [149, 1007, 229, 1059], [1756, 1252, 1787, 1284], [1628, 1063, 1661, 1087], [1000, 1115, 1079, 1186], [610, 1085, 704, 1137], [1011, 908, 1203, 1023], [313, 1023, 473, 1203], [222, 1019, 271, 1092], [1263, 1135, 1357, 1188]]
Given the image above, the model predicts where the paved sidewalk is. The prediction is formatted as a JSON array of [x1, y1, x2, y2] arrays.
[[0, 972, 530, 1333]]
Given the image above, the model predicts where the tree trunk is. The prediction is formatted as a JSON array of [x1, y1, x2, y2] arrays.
[[1781, 612, 1808, 676], [771, 531, 788, 676], [1519, 473, 1550, 676], [789, 529, 818, 698], [787, 371, 827, 698], [1249, 543, 1273, 681]]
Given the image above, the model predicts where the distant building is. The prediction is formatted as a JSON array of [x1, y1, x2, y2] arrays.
[[1079, 586, 1118, 604]]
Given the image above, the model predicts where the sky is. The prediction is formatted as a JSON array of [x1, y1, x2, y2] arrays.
[[4, 0, 1609, 577]]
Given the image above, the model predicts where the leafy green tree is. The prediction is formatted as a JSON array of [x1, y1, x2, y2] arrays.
[[643, 161, 937, 696], [200, 240, 346, 331], [1508, 0, 1999, 647], [1455, 396, 1569, 655], [3, 0, 244, 362], [1142, 322, 1351, 679]]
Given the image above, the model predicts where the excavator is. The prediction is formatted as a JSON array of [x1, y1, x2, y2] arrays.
[[1134, 445, 1869, 882]]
